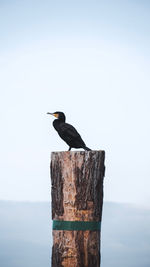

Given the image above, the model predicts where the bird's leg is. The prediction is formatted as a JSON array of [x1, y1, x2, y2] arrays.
[[68, 147, 71, 151]]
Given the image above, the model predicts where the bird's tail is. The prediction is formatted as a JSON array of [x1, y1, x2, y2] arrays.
[[84, 146, 91, 151]]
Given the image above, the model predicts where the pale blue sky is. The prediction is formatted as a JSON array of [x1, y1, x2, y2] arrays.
[[0, 0, 150, 205]]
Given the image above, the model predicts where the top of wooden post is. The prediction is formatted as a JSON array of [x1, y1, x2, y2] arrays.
[[51, 150, 105, 154], [51, 150, 105, 162]]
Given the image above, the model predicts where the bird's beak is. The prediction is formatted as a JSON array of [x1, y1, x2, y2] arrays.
[[47, 112, 53, 115], [47, 112, 58, 118]]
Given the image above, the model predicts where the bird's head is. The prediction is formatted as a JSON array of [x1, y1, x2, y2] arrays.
[[47, 111, 66, 122]]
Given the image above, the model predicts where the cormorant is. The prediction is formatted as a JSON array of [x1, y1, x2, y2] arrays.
[[47, 111, 91, 151]]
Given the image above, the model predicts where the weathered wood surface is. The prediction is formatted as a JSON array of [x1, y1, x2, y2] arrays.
[[51, 150, 105, 267]]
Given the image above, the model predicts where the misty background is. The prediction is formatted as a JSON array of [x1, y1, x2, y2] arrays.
[[0, 0, 150, 266]]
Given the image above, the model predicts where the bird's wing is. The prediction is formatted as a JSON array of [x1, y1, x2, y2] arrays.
[[57, 122, 85, 147], [59, 123, 81, 140]]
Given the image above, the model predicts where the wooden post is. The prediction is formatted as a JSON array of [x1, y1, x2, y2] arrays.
[[50, 150, 105, 267]]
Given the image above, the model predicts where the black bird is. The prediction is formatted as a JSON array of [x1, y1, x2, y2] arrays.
[[47, 111, 91, 151]]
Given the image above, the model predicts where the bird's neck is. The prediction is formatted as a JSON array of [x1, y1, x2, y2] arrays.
[[53, 119, 65, 131]]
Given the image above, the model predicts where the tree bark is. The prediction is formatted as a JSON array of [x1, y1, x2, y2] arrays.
[[50, 150, 105, 267]]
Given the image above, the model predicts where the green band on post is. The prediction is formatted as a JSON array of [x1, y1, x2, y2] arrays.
[[53, 220, 101, 231]]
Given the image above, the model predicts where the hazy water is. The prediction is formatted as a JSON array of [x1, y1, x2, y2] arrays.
[[0, 201, 150, 267]]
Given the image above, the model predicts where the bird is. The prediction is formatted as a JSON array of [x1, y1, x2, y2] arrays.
[[47, 111, 91, 151]]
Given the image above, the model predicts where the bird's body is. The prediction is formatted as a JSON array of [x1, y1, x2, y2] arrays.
[[47, 111, 91, 151]]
